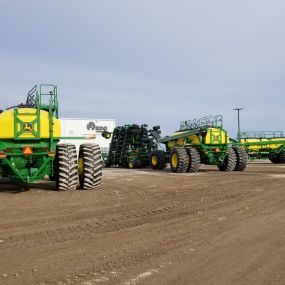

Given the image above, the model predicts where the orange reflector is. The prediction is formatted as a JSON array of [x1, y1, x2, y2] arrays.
[[215, 148, 220, 153], [0, 151, 6, 158], [23, 146, 33, 155], [48, 150, 55, 157]]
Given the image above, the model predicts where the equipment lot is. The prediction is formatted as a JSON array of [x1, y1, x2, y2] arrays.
[[0, 162, 285, 285]]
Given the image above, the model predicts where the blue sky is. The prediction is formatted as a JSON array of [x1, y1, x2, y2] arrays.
[[1, 0, 285, 137]]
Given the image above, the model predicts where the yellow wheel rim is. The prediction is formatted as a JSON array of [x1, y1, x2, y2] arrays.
[[129, 161, 134, 169], [151, 155, 158, 166], [171, 153, 178, 168], [78, 157, 84, 176]]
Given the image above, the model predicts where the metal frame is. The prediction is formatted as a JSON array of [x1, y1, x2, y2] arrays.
[[240, 131, 284, 139], [180, 115, 223, 131]]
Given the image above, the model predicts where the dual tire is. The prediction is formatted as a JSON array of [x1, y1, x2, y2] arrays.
[[54, 143, 102, 191], [149, 147, 201, 173], [269, 151, 285, 164], [128, 160, 143, 169], [149, 150, 167, 170], [169, 147, 201, 173], [169, 147, 189, 173], [218, 147, 247, 172], [150, 146, 247, 173], [233, 147, 247, 171], [217, 148, 237, 171]]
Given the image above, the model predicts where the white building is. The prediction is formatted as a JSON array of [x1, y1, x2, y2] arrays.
[[59, 118, 115, 155]]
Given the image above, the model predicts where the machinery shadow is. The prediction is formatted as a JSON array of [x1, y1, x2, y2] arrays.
[[0, 179, 57, 193]]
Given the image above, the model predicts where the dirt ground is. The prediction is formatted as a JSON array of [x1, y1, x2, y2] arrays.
[[0, 162, 285, 285]]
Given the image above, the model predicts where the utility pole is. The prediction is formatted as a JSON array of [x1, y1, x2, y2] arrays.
[[233, 107, 244, 141]]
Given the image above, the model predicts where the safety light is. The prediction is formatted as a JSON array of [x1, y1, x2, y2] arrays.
[[48, 150, 55, 157], [0, 151, 6, 158], [23, 146, 33, 156], [215, 148, 220, 153]]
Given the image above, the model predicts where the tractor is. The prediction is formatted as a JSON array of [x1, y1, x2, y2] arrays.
[[149, 115, 247, 173], [0, 84, 108, 190]]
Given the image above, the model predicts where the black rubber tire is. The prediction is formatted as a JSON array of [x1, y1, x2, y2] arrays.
[[119, 162, 128, 168], [128, 160, 135, 169], [134, 160, 143, 169], [170, 147, 189, 173], [79, 144, 103, 190], [185, 147, 201, 173], [56, 144, 78, 191], [128, 160, 143, 169], [279, 151, 285, 163], [149, 150, 167, 170], [269, 155, 282, 164], [218, 148, 237, 172], [233, 147, 247, 171], [49, 175, 56, 181]]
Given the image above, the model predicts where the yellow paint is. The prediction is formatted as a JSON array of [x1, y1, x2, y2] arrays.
[[176, 138, 185, 146], [0, 108, 60, 139], [188, 134, 200, 144], [167, 127, 228, 148], [167, 141, 176, 148], [240, 138, 285, 151], [151, 155, 158, 166], [171, 153, 178, 168], [128, 161, 134, 169], [205, 128, 228, 145]]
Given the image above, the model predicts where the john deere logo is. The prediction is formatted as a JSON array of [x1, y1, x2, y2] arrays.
[[87, 122, 108, 132], [23, 123, 33, 132]]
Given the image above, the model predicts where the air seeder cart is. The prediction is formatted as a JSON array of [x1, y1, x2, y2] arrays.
[[0, 84, 109, 190], [149, 115, 247, 173]]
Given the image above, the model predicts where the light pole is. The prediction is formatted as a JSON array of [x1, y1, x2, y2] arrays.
[[233, 107, 244, 141]]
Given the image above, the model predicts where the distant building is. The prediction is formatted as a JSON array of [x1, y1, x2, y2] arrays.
[[59, 118, 115, 155]]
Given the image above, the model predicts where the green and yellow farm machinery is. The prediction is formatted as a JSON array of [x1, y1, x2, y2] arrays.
[[239, 131, 285, 163], [149, 115, 247, 173], [105, 124, 161, 168], [0, 84, 107, 190]]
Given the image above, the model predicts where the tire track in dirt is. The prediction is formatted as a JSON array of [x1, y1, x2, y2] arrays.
[[1, 164, 285, 285]]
